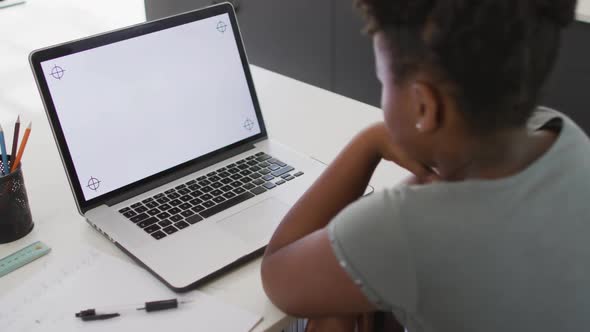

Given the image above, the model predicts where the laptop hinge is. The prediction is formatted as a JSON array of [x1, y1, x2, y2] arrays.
[[105, 143, 257, 207]]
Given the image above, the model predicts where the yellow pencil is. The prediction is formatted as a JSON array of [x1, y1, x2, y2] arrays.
[[10, 121, 31, 173]]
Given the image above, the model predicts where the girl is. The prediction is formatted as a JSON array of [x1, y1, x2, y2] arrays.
[[261, 1, 589, 331]]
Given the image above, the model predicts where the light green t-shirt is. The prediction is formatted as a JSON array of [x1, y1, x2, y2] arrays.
[[329, 108, 590, 332]]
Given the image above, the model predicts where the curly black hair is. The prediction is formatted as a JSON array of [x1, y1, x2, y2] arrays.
[[356, 0, 578, 132]]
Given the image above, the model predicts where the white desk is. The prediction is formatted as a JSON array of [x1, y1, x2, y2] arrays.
[[0, 1, 410, 331], [578, 0, 590, 23]]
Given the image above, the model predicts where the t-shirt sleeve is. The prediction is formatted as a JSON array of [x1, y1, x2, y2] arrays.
[[328, 188, 417, 312]]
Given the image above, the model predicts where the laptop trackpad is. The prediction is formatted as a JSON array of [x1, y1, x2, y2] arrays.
[[217, 198, 290, 248]]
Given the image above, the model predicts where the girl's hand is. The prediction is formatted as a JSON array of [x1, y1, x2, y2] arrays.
[[364, 122, 438, 181]]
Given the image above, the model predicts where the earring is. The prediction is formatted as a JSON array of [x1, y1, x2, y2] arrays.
[[416, 123, 422, 130]]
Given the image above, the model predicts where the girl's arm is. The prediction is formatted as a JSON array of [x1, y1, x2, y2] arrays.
[[261, 123, 431, 317]]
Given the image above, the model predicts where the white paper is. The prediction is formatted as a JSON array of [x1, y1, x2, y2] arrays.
[[0, 249, 261, 332]]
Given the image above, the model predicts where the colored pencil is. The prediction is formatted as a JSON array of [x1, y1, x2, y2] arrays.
[[10, 115, 20, 166], [10, 121, 31, 173], [0, 124, 8, 175]]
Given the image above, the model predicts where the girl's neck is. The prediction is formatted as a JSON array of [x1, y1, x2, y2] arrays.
[[435, 127, 558, 182]]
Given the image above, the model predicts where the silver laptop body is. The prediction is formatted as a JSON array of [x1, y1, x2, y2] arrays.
[[30, 3, 326, 291]]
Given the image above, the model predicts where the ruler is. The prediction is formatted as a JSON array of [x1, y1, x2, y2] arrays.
[[0, 241, 51, 278]]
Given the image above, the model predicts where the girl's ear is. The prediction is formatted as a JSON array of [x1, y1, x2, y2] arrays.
[[412, 82, 442, 133]]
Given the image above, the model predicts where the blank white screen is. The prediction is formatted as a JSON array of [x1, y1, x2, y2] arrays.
[[41, 13, 261, 200]]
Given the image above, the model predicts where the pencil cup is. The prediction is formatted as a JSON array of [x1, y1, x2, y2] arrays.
[[0, 156, 34, 244]]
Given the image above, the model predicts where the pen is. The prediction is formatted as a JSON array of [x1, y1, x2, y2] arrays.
[[0, 124, 8, 175], [10, 121, 31, 173], [75, 298, 192, 321], [0, 1, 26, 10], [10, 115, 20, 166]]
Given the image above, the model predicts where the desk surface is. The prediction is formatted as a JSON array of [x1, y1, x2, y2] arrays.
[[578, 0, 590, 23], [0, 1, 409, 331]]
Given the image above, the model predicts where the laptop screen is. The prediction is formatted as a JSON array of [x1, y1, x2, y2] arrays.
[[38, 12, 262, 201]]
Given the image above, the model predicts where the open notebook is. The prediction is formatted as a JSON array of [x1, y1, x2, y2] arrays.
[[0, 247, 262, 332]]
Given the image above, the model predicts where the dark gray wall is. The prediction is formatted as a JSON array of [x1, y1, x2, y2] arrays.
[[332, 2, 381, 107], [541, 21, 590, 133], [146, 0, 332, 88], [146, 1, 589, 133]]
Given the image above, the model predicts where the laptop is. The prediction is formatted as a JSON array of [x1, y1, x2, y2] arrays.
[[29, 3, 329, 291]]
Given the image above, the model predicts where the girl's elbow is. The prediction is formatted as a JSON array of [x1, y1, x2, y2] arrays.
[[260, 256, 297, 315]]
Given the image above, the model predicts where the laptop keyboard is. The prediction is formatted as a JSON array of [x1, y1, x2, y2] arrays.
[[117, 152, 304, 240]]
